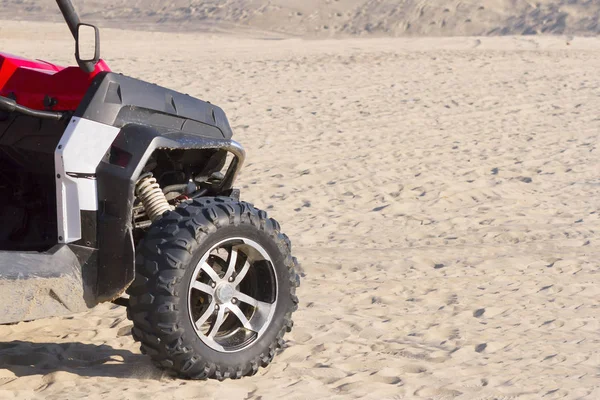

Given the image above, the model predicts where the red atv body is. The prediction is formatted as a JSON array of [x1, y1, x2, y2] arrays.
[[0, 52, 110, 111]]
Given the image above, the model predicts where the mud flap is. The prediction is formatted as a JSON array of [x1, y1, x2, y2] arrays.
[[0, 245, 96, 324]]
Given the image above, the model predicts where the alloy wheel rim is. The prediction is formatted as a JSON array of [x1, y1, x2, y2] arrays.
[[187, 237, 278, 353]]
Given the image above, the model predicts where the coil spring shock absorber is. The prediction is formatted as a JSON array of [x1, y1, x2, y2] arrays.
[[135, 173, 173, 222]]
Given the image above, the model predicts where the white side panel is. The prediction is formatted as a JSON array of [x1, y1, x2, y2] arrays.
[[59, 117, 121, 173], [55, 117, 120, 243], [56, 175, 81, 243], [76, 178, 99, 211]]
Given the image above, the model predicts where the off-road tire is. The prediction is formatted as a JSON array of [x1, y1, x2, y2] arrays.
[[126, 197, 300, 380]]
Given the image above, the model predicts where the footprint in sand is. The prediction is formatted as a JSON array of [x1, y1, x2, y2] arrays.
[[414, 387, 463, 398], [402, 364, 428, 374], [308, 364, 349, 384], [117, 325, 133, 337], [424, 325, 461, 345], [459, 377, 489, 388], [291, 329, 312, 344]]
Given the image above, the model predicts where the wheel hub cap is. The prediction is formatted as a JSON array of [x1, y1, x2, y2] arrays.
[[215, 283, 235, 304]]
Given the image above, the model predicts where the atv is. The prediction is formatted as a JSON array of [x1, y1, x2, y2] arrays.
[[0, 0, 299, 380]]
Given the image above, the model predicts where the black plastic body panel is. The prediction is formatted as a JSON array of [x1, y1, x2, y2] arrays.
[[0, 113, 67, 173], [94, 123, 239, 302], [75, 72, 233, 140], [74, 210, 98, 248], [68, 71, 242, 301], [0, 114, 67, 251]]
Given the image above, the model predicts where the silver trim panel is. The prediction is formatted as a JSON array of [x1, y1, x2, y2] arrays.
[[55, 117, 120, 243]]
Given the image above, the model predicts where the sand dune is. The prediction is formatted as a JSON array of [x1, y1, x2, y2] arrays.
[[1, 0, 599, 37], [0, 20, 599, 399]]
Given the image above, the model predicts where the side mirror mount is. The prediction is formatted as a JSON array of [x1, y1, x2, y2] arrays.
[[76, 23, 100, 74]]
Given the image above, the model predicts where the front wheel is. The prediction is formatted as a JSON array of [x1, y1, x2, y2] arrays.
[[127, 197, 300, 380]]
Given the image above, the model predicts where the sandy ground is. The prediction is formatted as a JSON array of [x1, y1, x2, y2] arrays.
[[2, 0, 600, 37], [1, 21, 600, 399]]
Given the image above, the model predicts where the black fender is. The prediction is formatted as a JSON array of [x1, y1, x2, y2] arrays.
[[75, 71, 234, 140], [95, 123, 245, 302]]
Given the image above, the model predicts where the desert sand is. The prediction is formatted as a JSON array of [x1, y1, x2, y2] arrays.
[[2, 0, 600, 37], [0, 19, 599, 400]]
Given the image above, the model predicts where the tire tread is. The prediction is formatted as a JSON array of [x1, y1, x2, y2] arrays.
[[127, 196, 299, 380]]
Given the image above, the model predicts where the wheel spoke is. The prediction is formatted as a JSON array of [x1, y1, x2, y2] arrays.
[[192, 281, 214, 296], [233, 260, 251, 286], [252, 300, 273, 319], [234, 291, 258, 307], [230, 297, 273, 334], [195, 301, 216, 329], [228, 304, 257, 332], [208, 307, 226, 338], [223, 248, 238, 281], [200, 261, 220, 283]]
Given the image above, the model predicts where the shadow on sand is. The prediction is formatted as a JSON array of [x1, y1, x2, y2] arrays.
[[0, 340, 162, 379]]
